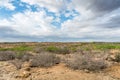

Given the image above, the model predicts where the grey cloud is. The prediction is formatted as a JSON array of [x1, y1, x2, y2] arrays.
[[0, 26, 84, 42], [0, 27, 18, 37], [89, 0, 120, 13], [0, 27, 37, 40], [95, 14, 120, 28], [109, 15, 120, 24], [73, 0, 120, 16], [0, 27, 120, 42]]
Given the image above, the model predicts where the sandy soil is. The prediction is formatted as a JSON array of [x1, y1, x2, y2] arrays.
[[0, 61, 120, 80]]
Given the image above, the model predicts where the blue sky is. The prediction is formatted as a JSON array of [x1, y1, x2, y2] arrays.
[[0, 0, 120, 42]]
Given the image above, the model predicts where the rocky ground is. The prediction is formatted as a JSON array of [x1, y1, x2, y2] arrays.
[[0, 61, 120, 80]]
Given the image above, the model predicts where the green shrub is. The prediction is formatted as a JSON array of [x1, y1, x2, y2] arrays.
[[11, 45, 33, 51], [0, 45, 33, 51], [45, 46, 70, 54], [0, 48, 10, 51], [94, 44, 120, 50], [45, 46, 59, 52], [69, 47, 78, 52]]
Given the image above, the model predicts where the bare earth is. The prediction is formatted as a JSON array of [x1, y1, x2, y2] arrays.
[[0, 61, 120, 80]]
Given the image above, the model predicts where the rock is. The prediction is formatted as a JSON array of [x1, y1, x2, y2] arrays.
[[22, 62, 31, 68], [15, 70, 31, 78], [106, 55, 116, 61], [84, 69, 90, 73], [22, 71, 31, 78], [23, 67, 31, 71], [21, 62, 31, 71]]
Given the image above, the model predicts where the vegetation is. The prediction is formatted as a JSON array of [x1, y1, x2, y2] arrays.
[[0, 45, 33, 51], [10, 60, 23, 69], [30, 53, 60, 67], [15, 52, 33, 61], [65, 53, 107, 72], [114, 53, 120, 62], [45, 46, 70, 54], [0, 42, 120, 72], [0, 42, 120, 52], [0, 51, 15, 61]]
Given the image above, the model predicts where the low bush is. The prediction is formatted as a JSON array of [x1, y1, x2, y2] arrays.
[[0, 45, 33, 51], [10, 59, 23, 69], [30, 53, 60, 67], [33, 47, 43, 53], [56, 47, 70, 54], [45, 46, 58, 52], [0, 51, 15, 61], [15, 52, 25, 59], [65, 53, 107, 72], [45, 46, 70, 54], [15, 52, 33, 62], [21, 53, 33, 62], [114, 53, 120, 62]]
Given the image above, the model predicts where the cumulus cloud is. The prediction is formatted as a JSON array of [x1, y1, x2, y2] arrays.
[[0, 0, 120, 42], [2, 11, 57, 36], [21, 0, 70, 13], [0, 0, 15, 10]]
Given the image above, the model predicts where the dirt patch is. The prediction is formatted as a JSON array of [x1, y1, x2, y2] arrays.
[[0, 62, 119, 80], [105, 64, 120, 79]]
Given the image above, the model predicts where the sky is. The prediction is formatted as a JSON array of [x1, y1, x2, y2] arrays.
[[0, 0, 120, 42]]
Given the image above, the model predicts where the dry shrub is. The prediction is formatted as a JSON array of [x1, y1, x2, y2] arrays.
[[65, 53, 107, 72], [15, 52, 33, 62], [30, 53, 60, 67], [0, 51, 15, 61], [56, 47, 70, 54], [10, 59, 23, 69], [33, 47, 44, 53], [15, 52, 25, 59], [114, 53, 120, 62], [21, 53, 33, 62], [9, 53, 33, 70]]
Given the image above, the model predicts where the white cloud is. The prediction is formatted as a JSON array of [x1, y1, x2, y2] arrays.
[[0, 10, 59, 37], [60, 9, 120, 40], [0, 0, 15, 10], [15, 14, 52, 36], [0, 0, 120, 42], [21, 0, 70, 13]]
